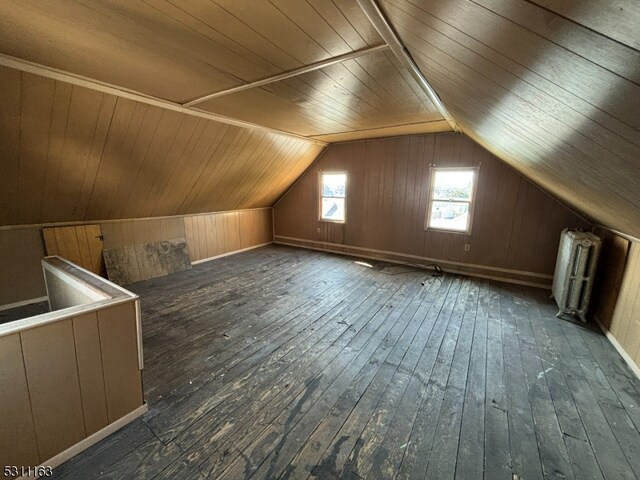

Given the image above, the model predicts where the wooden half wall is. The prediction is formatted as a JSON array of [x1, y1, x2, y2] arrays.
[[0, 208, 273, 307], [274, 133, 591, 287]]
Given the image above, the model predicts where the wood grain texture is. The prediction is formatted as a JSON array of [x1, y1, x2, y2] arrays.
[[97, 302, 144, 423], [528, 0, 640, 51], [274, 133, 591, 278], [43, 225, 105, 275], [596, 238, 640, 369], [72, 312, 109, 436], [0, 333, 40, 467], [380, 0, 640, 239], [0, 66, 324, 226], [0, 209, 273, 307], [590, 228, 630, 330], [199, 50, 444, 138], [46, 246, 640, 479], [20, 320, 86, 461], [104, 239, 192, 286], [184, 209, 273, 262], [0, 0, 381, 103]]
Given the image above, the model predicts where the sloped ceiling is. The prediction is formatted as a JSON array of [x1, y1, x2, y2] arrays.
[[0, 0, 448, 141], [378, 0, 640, 238], [0, 66, 323, 226], [0, 0, 639, 240]]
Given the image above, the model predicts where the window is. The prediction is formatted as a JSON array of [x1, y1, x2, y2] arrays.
[[426, 167, 478, 233], [320, 172, 346, 222]]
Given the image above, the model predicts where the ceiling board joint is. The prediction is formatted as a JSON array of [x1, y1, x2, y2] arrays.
[[355, 0, 458, 132], [0, 53, 328, 147], [183, 43, 390, 107]]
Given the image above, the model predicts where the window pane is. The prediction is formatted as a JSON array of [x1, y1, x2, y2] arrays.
[[322, 173, 346, 198], [432, 170, 474, 201], [429, 201, 470, 231], [321, 197, 345, 221]]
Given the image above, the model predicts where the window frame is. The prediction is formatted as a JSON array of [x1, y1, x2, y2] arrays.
[[318, 171, 347, 224], [424, 166, 479, 235]]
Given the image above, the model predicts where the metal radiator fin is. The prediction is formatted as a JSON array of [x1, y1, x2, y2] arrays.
[[551, 229, 601, 322]]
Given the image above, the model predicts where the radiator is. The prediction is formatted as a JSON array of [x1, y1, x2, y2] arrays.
[[551, 229, 601, 322]]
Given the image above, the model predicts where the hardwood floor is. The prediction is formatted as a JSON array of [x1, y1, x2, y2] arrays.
[[50, 245, 640, 479]]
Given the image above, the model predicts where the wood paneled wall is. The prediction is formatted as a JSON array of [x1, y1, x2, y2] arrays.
[[274, 133, 591, 285], [590, 228, 631, 330], [380, 0, 640, 239], [0, 301, 142, 467], [185, 209, 273, 263], [0, 209, 273, 307], [0, 228, 47, 306], [591, 230, 640, 372], [0, 66, 323, 227], [101, 218, 185, 250]]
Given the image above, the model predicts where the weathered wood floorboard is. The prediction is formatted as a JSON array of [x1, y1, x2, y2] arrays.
[[47, 246, 640, 480]]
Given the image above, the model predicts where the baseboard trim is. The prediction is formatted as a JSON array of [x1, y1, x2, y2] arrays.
[[20, 403, 148, 478], [594, 316, 640, 380], [191, 242, 273, 265], [275, 237, 551, 289], [0, 296, 48, 312]]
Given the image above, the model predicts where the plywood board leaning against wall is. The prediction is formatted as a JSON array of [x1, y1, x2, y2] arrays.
[[103, 238, 192, 286]]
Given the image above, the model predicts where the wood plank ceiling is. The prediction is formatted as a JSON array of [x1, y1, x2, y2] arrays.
[[0, 0, 450, 226], [0, 0, 448, 141], [0, 66, 323, 226], [0, 0, 639, 241], [377, 0, 640, 238]]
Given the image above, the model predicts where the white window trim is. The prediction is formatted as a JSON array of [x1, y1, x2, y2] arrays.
[[424, 166, 479, 235], [319, 171, 347, 223]]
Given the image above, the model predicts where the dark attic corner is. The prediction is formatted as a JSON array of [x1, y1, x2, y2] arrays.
[[0, 1, 639, 479]]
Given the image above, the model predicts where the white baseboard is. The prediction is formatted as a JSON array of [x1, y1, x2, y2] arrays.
[[594, 317, 640, 380], [21, 403, 149, 478], [191, 242, 273, 265], [0, 296, 48, 312]]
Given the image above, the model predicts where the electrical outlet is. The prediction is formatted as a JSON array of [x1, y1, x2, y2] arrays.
[[464, 244, 471, 252]]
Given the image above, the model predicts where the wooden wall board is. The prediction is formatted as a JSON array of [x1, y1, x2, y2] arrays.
[[43, 225, 105, 276], [20, 320, 86, 461], [97, 302, 144, 423], [0, 208, 273, 307], [0, 227, 47, 306], [72, 312, 109, 436], [0, 0, 381, 103], [199, 50, 444, 138], [609, 243, 640, 367], [590, 228, 631, 331], [591, 232, 640, 370], [274, 133, 591, 278], [103, 238, 192, 286], [183, 209, 273, 263], [0, 333, 40, 467], [0, 66, 324, 227], [380, 0, 640, 239]]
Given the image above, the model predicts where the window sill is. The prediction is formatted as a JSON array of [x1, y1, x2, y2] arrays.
[[425, 226, 471, 235], [320, 219, 346, 224]]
